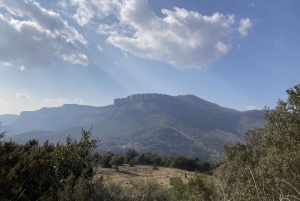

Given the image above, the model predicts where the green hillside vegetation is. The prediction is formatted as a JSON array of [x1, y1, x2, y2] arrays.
[[1, 84, 300, 200]]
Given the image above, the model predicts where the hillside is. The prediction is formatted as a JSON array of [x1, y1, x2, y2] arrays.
[[4, 93, 265, 160], [0, 114, 19, 125]]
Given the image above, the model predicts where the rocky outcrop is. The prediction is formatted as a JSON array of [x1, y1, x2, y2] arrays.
[[114, 93, 186, 107], [113, 93, 234, 114]]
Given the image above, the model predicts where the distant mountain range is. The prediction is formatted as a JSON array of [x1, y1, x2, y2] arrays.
[[2, 94, 265, 160], [0, 114, 19, 125]]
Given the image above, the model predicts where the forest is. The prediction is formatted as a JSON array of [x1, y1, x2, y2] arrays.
[[1, 84, 300, 200]]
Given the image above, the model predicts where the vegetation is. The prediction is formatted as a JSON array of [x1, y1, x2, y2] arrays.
[[0, 127, 99, 200], [109, 154, 125, 171], [2, 84, 300, 200], [216, 84, 300, 200]]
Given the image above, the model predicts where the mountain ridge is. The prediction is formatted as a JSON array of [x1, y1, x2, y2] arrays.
[[2, 93, 265, 160]]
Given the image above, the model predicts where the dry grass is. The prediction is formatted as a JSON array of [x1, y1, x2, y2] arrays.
[[95, 164, 196, 188]]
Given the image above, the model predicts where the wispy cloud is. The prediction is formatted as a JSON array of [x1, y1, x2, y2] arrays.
[[16, 93, 34, 100], [248, 3, 255, 7], [45, 98, 69, 103], [70, 0, 122, 26], [247, 105, 259, 110], [74, 98, 84, 102], [19, 65, 26, 71], [238, 18, 253, 37], [97, 44, 103, 52], [1, 61, 12, 66]]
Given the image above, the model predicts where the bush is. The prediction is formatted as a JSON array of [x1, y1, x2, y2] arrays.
[[0, 127, 99, 200], [217, 84, 300, 200], [128, 159, 135, 167]]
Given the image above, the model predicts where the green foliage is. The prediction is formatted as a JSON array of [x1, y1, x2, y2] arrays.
[[170, 177, 189, 200], [134, 152, 161, 165], [52, 128, 98, 180], [170, 174, 216, 201], [93, 151, 102, 164], [0, 122, 5, 139], [217, 84, 300, 200], [125, 149, 139, 162], [187, 173, 215, 201], [0, 127, 99, 200], [100, 152, 114, 168], [110, 154, 125, 171]]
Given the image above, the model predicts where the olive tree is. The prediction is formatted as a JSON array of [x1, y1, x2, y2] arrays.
[[109, 154, 125, 171]]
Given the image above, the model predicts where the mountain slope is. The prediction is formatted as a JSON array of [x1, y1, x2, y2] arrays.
[[0, 114, 19, 125], [3, 93, 265, 160]]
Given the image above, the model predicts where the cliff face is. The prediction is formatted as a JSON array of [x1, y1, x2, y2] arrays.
[[113, 93, 238, 115], [114, 94, 183, 106]]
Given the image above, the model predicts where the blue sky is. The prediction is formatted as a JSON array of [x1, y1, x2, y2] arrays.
[[0, 0, 300, 115]]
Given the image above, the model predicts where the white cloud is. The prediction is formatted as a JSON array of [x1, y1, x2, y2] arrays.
[[58, 0, 67, 9], [97, 44, 103, 52], [67, 0, 252, 69], [19, 65, 26, 71], [0, 61, 12, 66], [97, 23, 124, 36], [74, 98, 84, 102], [0, 0, 88, 69], [106, 0, 235, 69], [70, 0, 122, 26], [248, 3, 255, 7], [0, 98, 5, 103], [16, 93, 34, 100], [45, 98, 69, 103], [238, 18, 253, 37], [247, 105, 259, 110]]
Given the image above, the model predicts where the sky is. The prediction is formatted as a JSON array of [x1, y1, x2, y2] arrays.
[[0, 0, 300, 115]]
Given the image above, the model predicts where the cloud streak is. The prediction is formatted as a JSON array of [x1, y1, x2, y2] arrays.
[[247, 105, 259, 110], [74, 98, 84, 102], [16, 93, 34, 100], [45, 98, 69, 103]]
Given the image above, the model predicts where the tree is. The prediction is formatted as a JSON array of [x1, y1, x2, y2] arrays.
[[0, 127, 100, 200], [109, 154, 125, 171], [125, 149, 138, 162], [0, 122, 5, 139], [218, 84, 300, 200], [100, 152, 114, 168], [52, 127, 99, 179]]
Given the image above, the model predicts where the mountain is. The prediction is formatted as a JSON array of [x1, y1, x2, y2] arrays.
[[3, 94, 265, 160], [2, 104, 115, 137], [0, 114, 19, 125]]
